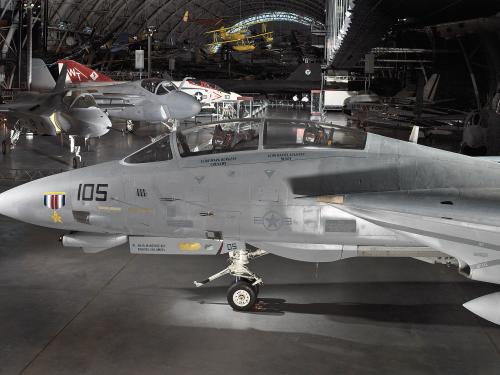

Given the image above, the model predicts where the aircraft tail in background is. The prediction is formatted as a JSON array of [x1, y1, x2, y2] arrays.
[[31, 58, 56, 91], [57, 60, 114, 84]]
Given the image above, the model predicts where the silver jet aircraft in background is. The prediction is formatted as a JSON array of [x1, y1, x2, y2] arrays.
[[1, 118, 500, 324], [0, 60, 111, 168], [58, 59, 201, 131]]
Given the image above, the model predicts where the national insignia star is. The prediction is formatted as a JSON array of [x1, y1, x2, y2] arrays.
[[264, 213, 280, 229]]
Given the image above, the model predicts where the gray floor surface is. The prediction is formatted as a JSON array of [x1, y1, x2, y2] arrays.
[[0, 109, 499, 374]]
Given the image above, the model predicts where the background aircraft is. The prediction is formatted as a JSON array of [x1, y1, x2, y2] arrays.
[[205, 25, 273, 53], [210, 62, 321, 94], [172, 78, 241, 108], [1, 118, 500, 324], [58, 60, 201, 131], [61, 60, 240, 111], [0, 60, 111, 168]]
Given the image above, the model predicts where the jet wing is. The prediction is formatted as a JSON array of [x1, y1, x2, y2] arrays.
[[326, 192, 500, 284], [3, 113, 60, 135], [0, 102, 58, 117]]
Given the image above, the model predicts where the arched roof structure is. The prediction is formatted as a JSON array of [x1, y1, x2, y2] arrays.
[[48, 0, 325, 44]]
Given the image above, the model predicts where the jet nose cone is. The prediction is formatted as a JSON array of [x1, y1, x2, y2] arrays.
[[189, 95, 202, 116], [167, 91, 202, 119], [0, 186, 24, 221], [69, 108, 112, 138], [0, 178, 68, 226]]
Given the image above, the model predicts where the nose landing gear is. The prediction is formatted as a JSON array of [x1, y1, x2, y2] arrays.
[[2, 126, 22, 155], [194, 248, 267, 311], [69, 135, 89, 168]]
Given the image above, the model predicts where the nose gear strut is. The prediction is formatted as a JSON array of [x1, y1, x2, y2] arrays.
[[2, 123, 22, 155], [194, 248, 267, 311]]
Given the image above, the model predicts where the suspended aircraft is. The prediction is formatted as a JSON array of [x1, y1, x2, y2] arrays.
[[0, 59, 111, 168], [205, 26, 273, 53], [57, 60, 202, 131], [1, 118, 500, 325], [206, 26, 250, 43]]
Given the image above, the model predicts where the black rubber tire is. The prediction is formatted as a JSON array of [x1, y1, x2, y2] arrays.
[[241, 278, 259, 296], [227, 281, 256, 311]]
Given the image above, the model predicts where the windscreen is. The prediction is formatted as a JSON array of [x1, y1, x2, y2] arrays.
[[177, 120, 260, 157], [141, 79, 175, 95], [70, 94, 97, 108], [124, 135, 173, 164], [156, 81, 176, 95]]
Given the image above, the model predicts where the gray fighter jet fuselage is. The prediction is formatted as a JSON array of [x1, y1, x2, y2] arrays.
[[1, 118, 500, 323], [58, 59, 202, 123], [80, 78, 201, 123]]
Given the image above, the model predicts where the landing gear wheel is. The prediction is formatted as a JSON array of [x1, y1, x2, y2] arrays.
[[227, 281, 256, 311], [1, 140, 6, 155], [72, 157, 81, 169], [241, 278, 259, 296]]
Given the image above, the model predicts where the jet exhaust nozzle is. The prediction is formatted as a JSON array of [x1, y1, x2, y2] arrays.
[[61, 232, 128, 253], [463, 292, 500, 325]]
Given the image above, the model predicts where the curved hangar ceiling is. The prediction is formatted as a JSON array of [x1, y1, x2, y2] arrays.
[[48, 0, 325, 44]]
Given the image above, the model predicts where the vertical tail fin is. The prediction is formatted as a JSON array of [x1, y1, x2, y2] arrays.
[[57, 60, 114, 83], [54, 64, 67, 92], [31, 58, 56, 91]]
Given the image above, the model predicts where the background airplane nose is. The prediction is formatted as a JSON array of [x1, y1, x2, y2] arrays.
[[167, 91, 202, 119], [189, 95, 202, 116]]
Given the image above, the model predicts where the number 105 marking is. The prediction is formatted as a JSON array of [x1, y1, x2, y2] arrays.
[[77, 184, 108, 201]]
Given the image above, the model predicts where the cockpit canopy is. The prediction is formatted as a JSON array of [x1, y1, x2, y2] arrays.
[[62, 92, 98, 109], [122, 119, 367, 164], [262, 119, 366, 150], [141, 78, 177, 95]]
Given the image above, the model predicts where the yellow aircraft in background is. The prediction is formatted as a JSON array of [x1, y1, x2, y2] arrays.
[[206, 26, 250, 43], [205, 26, 273, 53]]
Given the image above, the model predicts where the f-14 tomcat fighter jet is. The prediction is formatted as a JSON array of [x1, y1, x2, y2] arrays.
[[1, 118, 500, 324], [0, 61, 112, 167]]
